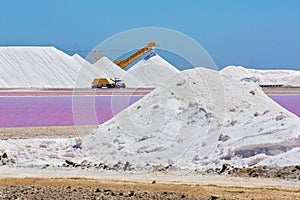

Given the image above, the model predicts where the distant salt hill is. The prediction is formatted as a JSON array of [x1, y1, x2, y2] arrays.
[[72, 54, 110, 78], [93, 56, 127, 78], [0, 47, 104, 88], [127, 52, 180, 87], [287, 75, 300, 86], [3, 47, 297, 89], [221, 66, 300, 86], [0, 46, 178, 89]]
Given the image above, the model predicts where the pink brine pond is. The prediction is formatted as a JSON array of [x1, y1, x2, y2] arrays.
[[0, 96, 142, 128], [0, 94, 298, 128]]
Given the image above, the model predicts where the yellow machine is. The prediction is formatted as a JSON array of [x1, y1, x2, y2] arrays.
[[92, 78, 125, 89], [114, 42, 159, 69], [91, 42, 158, 88]]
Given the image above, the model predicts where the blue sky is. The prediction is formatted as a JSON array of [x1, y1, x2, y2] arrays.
[[0, 0, 299, 70]]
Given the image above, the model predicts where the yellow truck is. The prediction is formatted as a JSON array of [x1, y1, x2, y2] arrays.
[[92, 78, 126, 89]]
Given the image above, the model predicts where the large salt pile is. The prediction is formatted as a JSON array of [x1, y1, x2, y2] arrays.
[[1, 67, 300, 169], [82, 67, 300, 169], [93, 56, 141, 87], [0, 47, 96, 88], [221, 66, 300, 86], [127, 52, 180, 87]]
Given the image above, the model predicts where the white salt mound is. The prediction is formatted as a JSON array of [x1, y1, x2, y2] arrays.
[[72, 54, 110, 78], [0, 47, 96, 88], [127, 53, 180, 87], [93, 56, 127, 78], [221, 66, 300, 86], [286, 75, 300, 86], [1, 67, 300, 169], [93, 56, 141, 87], [82, 67, 300, 169]]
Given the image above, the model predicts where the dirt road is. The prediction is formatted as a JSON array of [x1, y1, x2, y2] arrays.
[[0, 177, 299, 199], [0, 166, 300, 199]]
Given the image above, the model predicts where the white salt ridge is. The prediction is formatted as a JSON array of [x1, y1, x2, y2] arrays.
[[221, 66, 300, 86], [93, 56, 141, 87], [1, 67, 300, 169], [72, 54, 110, 78], [0, 47, 97, 88], [286, 75, 300, 86], [127, 53, 180, 87], [93, 56, 127, 78]]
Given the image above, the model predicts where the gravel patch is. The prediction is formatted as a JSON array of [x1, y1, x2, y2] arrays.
[[0, 185, 197, 200]]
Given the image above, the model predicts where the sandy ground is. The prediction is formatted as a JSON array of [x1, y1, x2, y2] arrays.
[[0, 178, 299, 199], [0, 125, 96, 139], [0, 167, 300, 199]]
